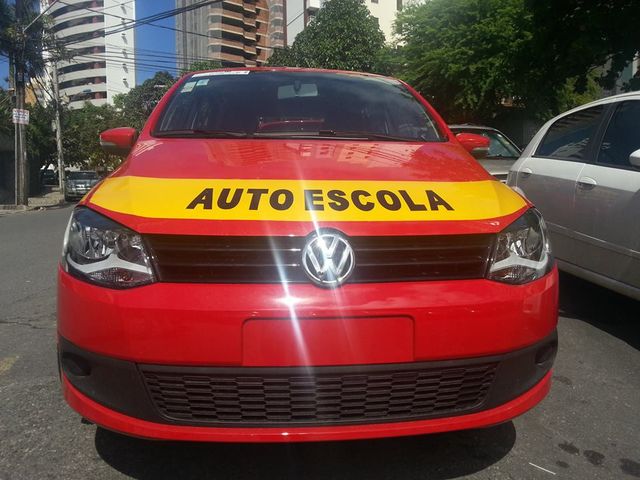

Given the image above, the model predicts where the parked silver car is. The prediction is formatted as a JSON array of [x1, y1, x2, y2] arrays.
[[507, 92, 640, 300], [450, 124, 521, 182], [64, 171, 100, 202]]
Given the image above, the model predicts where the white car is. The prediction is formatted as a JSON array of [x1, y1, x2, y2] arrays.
[[507, 92, 640, 300]]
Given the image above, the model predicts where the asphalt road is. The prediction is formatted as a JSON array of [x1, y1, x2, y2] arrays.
[[0, 205, 639, 480]]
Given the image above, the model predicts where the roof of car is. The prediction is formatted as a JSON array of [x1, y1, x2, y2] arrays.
[[183, 67, 392, 81], [551, 91, 640, 121]]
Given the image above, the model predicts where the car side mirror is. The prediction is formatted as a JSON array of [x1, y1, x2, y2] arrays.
[[455, 133, 490, 159], [629, 149, 640, 168], [100, 127, 138, 157]]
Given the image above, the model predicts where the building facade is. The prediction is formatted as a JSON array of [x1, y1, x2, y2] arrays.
[[176, 0, 285, 69], [43, 0, 136, 109], [285, 0, 401, 45]]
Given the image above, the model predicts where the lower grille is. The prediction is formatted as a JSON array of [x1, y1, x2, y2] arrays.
[[140, 362, 498, 426]]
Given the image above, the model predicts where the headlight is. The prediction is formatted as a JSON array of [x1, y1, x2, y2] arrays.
[[487, 208, 553, 284], [62, 208, 155, 288]]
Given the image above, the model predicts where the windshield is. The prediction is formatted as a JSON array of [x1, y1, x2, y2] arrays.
[[67, 172, 98, 180], [154, 71, 444, 142]]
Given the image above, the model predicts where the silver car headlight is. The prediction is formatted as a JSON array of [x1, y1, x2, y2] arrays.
[[62, 208, 155, 288], [487, 208, 553, 285]]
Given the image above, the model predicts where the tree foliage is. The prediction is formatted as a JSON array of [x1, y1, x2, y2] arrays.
[[267, 0, 385, 72], [27, 102, 57, 170], [113, 71, 175, 131], [62, 102, 123, 171], [395, 0, 640, 123], [0, 0, 66, 82], [0, 88, 12, 136], [527, 0, 640, 92], [396, 0, 536, 122], [180, 59, 223, 75]]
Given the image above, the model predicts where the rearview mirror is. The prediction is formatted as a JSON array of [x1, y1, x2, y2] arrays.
[[100, 127, 138, 157], [455, 132, 490, 159], [630, 149, 640, 168]]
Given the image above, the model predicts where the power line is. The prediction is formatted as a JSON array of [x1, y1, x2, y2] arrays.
[[68, 40, 216, 65], [56, 0, 212, 41], [60, 0, 219, 47], [67, 53, 183, 73]]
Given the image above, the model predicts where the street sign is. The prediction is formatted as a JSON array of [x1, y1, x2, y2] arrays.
[[12, 108, 29, 125]]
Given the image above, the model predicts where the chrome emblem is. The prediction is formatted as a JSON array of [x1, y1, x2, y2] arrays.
[[302, 231, 355, 287]]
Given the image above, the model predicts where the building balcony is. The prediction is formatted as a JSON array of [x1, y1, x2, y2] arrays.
[[209, 38, 246, 54]]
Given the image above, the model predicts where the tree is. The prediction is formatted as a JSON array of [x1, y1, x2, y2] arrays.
[[396, 0, 540, 122], [26, 102, 57, 170], [526, 0, 640, 92], [0, 88, 12, 137], [395, 0, 640, 123], [62, 102, 124, 172], [180, 59, 223, 75], [0, 0, 65, 85], [267, 0, 385, 72], [113, 71, 175, 131]]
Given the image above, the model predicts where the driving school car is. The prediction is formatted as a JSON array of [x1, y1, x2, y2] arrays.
[[58, 68, 558, 443]]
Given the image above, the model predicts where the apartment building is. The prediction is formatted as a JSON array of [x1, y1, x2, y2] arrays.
[[176, 0, 285, 69], [43, 0, 136, 109]]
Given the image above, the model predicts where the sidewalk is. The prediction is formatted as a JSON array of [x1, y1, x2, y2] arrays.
[[0, 186, 66, 215]]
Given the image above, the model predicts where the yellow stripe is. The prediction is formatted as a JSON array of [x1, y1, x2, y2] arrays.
[[90, 176, 526, 222]]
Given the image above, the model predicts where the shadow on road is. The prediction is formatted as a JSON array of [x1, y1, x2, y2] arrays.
[[95, 422, 516, 480], [559, 272, 640, 350]]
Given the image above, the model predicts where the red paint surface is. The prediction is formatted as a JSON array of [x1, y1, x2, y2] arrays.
[[242, 316, 415, 366], [62, 371, 552, 442], [60, 69, 558, 442], [58, 267, 557, 366]]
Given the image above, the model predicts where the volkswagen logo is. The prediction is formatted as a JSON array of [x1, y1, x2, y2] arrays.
[[302, 231, 355, 287]]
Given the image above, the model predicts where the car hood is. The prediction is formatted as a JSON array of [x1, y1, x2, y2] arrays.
[[84, 138, 529, 236]]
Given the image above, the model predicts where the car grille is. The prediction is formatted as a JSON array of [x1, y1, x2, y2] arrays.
[[145, 234, 494, 284], [140, 362, 498, 426]]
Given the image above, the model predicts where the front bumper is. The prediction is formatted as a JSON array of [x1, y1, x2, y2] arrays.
[[57, 266, 558, 441], [60, 332, 556, 442]]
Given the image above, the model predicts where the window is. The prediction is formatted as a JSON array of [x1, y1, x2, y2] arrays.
[[597, 101, 640, 169], [397, 0, 403, 10], [155, 71, 443, 142], [536, 105, 604, 160]]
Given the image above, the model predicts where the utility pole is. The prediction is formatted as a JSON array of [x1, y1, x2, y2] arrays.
[[52, 62, 65, 192], [13, 0, 28, 206]]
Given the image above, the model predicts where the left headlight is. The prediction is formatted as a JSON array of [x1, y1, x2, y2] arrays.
[[487, 208, 553, 285], [62, 207, 155, 289]]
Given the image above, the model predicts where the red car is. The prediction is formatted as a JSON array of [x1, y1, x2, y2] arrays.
[[58, 68, 558, 443]]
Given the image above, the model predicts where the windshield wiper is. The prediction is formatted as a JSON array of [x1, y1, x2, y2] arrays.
[[316, 130, 420, 141], [154, 129, 250, 138], [252, 130, 419, 141]]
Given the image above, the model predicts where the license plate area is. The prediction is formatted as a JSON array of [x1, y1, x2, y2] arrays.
[[242, 316, 414, 367]]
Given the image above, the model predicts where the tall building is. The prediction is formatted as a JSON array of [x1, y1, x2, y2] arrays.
[[43, 0, 136, 109], [285, 0, 401, 45], [176, 0, 285, 69]]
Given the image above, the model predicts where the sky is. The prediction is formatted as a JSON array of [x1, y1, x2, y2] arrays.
[[0, 0, 178, 89]]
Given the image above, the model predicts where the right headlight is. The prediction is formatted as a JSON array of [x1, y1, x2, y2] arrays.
[[62, 207, 155, 289], [487, 208, 553, 285]]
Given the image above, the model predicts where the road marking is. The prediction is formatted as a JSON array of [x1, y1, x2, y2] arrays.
[[529, 463, 556, 475], [0, 355, 18, 375]]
